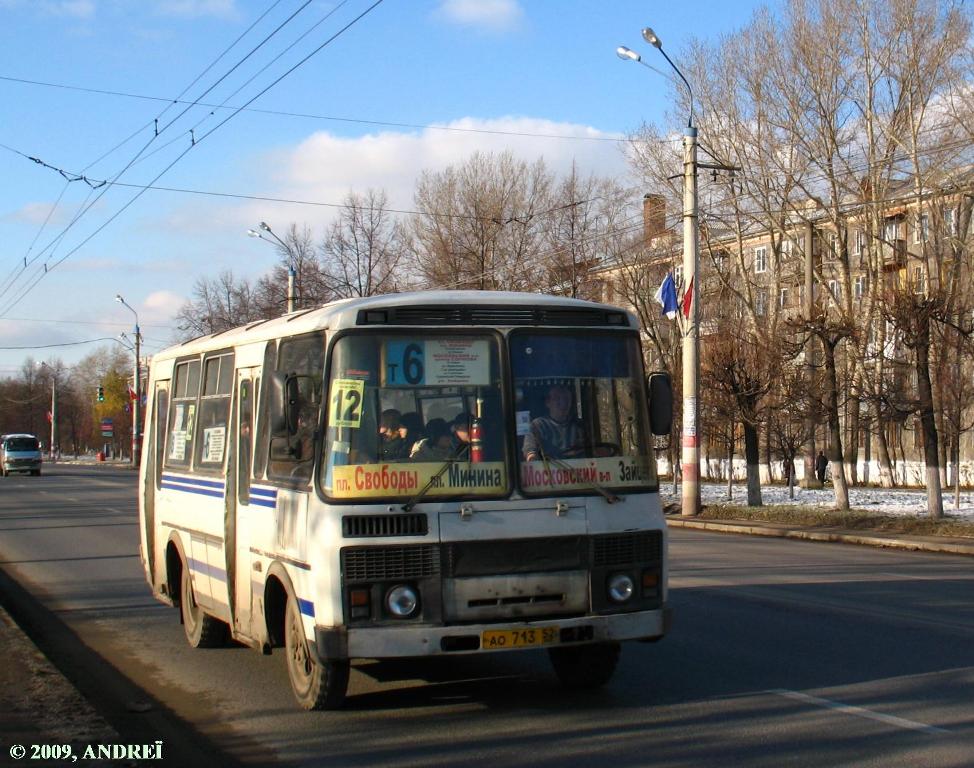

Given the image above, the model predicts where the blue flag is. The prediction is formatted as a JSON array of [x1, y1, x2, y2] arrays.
[[654, 272, 679, 319]]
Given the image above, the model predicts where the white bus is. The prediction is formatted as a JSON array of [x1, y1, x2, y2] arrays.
[[138, 291, 673, 709]]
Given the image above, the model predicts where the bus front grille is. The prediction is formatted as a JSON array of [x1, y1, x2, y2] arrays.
[[592, 531, 663, 566], [341, 545, 441, 582], [342, 514, 428, 538]]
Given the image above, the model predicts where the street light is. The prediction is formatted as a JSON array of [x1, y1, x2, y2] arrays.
[[115, 294, 142, 468], [38, 361, 58, 463], [618, 25, 701, 517], [248, 221, 297, 314]]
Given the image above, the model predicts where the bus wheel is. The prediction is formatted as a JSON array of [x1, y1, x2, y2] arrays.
[[548, 642, 621, 690], [284, 596, 349, 710], [180, 566, 227, 648]]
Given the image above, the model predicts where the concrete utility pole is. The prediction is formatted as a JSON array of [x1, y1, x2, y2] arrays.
[[618, 26, 740, 516], [618, 27, 702, 515], [248, 221, 296, 314], [116, 295, 142, 468], [39, 362, 58, 463]]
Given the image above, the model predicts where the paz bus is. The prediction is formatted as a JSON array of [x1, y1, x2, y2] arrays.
[[138, 291, 673, 709]]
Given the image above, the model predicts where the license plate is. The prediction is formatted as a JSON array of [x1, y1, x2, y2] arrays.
[[481, 626, 559, 649]]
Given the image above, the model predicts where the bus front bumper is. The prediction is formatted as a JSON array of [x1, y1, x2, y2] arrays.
[[313, 604, 672, 662]]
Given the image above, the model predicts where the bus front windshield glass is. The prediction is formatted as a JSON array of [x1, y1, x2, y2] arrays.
[[511, 331, 656, 494], [321, 333, 508, 500]]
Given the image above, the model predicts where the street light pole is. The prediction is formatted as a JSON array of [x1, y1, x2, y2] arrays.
[[115, 295, 142, 468], [618, 26, 701, 516], [38, 362, 58, 463], [248, 221, 296, 314]]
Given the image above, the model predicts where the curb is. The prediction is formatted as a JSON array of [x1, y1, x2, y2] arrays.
[[666, 517, 974, 557]]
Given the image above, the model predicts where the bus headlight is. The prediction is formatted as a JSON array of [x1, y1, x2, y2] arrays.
[[607, 573, 635, 603], [385, 585, 419, 618]]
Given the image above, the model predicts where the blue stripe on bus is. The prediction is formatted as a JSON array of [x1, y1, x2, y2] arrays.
[[249, 497, 277, 509], [298, 599, 315, 618], [250, 486, 277, 499], [187, 557, 227, 583], [161, 482, 225, 499], [162, 474, 225, 490]]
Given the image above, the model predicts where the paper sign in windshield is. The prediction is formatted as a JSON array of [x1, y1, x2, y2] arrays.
[[329, 461, 506, 498], [384, 339, 489, 386], [520, 456, 654, 492]]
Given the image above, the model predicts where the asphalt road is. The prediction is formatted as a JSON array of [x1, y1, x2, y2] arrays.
[[1, 465, 972, 767]]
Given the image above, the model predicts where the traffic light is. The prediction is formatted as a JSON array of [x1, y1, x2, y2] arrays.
[[96, 386, 104, 402]]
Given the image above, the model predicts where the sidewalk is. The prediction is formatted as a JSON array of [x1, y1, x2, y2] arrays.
[[666, 514, 974, 557], [0, 605, 120, 761]]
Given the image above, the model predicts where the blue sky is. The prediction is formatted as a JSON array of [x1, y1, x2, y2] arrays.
[[0, 0, 766, 375]]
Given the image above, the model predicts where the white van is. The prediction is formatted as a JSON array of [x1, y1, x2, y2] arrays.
[[1, 433, 43, 476]]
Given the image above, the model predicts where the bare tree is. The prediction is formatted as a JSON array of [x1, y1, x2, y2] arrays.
[[409, 151, 552, 291], [320, 189, 407, 298]]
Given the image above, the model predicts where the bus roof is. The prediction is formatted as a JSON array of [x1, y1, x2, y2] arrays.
[[150, 290, 638, 363]]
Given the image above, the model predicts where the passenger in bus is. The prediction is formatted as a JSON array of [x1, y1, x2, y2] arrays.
[[408, 418, 453, 462], [450, 411, 474, 457], [399, 411, 423, 455], [378, 409, 408, 461], [522, 384, 584, 462]]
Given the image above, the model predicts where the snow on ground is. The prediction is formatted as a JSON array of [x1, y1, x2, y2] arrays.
[[660, 482, 974, 521]]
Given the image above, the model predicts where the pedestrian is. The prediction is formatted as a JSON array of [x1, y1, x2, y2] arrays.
[[815, 450, 828, 484]]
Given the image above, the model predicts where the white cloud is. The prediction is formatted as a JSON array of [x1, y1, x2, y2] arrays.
[[272, 117, 630, 218], [435, 0, 523, 31], [48, 0, 94, 17], [154, 0, 239, 19], [142, 289, 186, 322], [3, 201, 72, 227]]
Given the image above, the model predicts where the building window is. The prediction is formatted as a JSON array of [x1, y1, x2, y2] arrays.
[[884, 219, 899, 242], [756, 288, 768, 316], [854, 229, 865, 255], [826, 232, 838, 261], [779, 287, 790, 308], [854, 275, 866, 301], [944, 208, 956, 236], [828, 279, 841, 305], [674, 265, 684, 287], [754, 246, 768, 274], [914, 213, 929, 244], [913, 266, 925, 295]]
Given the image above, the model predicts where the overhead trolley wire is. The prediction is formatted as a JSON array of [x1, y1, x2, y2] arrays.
[[0, 0, 388, 318]]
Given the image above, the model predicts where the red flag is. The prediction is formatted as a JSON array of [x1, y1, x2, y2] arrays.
[[682, 275, 694, 318], [46, 411, 52, 423]]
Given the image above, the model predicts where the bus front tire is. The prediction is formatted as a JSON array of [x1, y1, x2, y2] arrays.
[[548, 641, 621, 690], [180, 567, 227, 648], [284, 597, 349, 710]]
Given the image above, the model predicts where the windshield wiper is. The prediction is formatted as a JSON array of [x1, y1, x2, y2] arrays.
[[401, 443, 470, 512]]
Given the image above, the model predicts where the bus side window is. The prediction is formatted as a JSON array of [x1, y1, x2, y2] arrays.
[[164, 359, 200, 470], [253, 343, 275, 481], [238, 378, 253, 504], [267, 333, 324, 484], [193, 353, 234, 472], [154, 383, 169, 490]]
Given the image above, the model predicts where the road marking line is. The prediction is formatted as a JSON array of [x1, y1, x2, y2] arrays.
[[769, 689, 948, 735]]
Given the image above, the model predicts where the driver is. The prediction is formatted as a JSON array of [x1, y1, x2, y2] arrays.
[[522, 384, 585, 462]]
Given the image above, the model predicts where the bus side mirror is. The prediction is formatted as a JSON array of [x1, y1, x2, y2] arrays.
[[647, 372, 673, 437], [268, 372, 300, 437]]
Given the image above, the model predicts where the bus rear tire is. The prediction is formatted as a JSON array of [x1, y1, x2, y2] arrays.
[[180, 566, 227, 648], [548, 641, 620, 690], [284, 596, 349, 710]]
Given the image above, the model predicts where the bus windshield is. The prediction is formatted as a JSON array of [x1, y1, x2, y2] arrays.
[[321, 332, 508, 500], [511, 331, 656, 494]]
